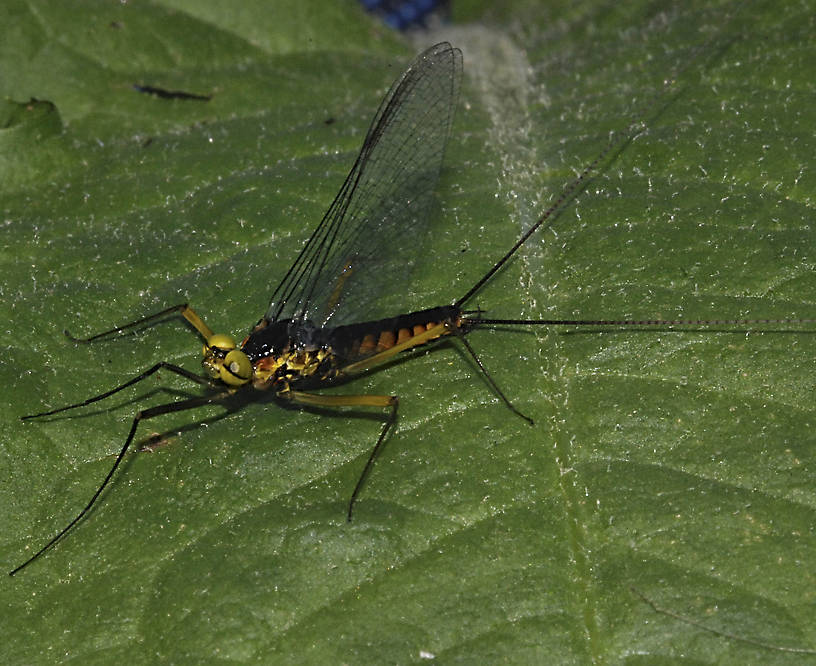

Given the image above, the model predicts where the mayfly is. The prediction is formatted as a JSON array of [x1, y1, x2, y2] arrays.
[[10, 42, 811, 575]]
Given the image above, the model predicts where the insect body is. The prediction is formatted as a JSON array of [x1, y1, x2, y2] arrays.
[[10, 43, 470, 575], [10, 42, 811, 576]]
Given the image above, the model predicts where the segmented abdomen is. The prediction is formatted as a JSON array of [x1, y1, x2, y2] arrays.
[[324, 305, 460, 364]]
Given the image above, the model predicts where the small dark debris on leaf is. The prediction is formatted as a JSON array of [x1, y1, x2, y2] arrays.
[[133, 84, 212, 102]]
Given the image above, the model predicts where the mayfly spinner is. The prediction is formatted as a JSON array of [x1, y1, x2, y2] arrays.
[[11, 42, 811, 575]]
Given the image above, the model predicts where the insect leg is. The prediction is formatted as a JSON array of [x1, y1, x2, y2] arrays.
[[454, 330, 534, 425], [22, 362, 219, 419], [285, 390, 399, 521], [10, 390, 233, 576], [65, 303, 214, 343]]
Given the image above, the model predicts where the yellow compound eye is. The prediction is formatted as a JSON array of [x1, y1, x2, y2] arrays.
[[219, 349, 252, 386], [203, 333, 237, 357]]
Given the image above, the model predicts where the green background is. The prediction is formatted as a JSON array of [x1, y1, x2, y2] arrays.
[[2, 0, 815, 662]]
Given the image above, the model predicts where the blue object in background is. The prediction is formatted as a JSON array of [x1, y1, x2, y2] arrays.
[[360, 0, 449, 31]]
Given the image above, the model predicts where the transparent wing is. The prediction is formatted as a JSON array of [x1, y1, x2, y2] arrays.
[[265, 42, 462, 331]]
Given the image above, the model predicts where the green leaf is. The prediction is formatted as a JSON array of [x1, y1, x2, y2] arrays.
[[3, 0, 815, 663]]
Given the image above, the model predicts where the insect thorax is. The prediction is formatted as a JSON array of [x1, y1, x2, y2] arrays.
[[251, 346, 336, 388]]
